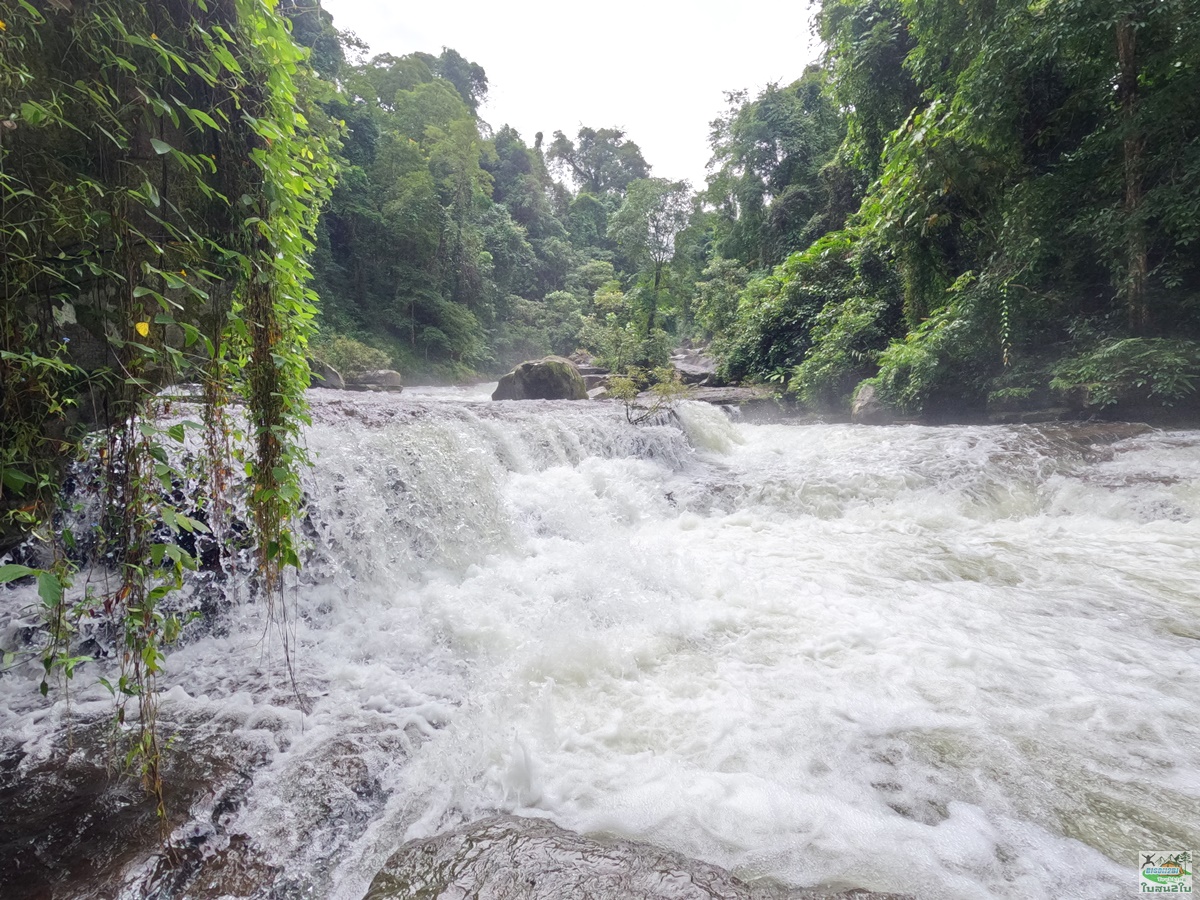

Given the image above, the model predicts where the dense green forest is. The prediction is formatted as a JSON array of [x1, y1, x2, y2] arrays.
[[295, 13, 682, 381], [292, 0, 1199, 418]]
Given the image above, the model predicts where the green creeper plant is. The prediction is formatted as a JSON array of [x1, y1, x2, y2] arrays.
[[0, 0, 335, 817]]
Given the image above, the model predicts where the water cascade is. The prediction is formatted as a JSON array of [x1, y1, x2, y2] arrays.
[[2, 390, 1198, 899]]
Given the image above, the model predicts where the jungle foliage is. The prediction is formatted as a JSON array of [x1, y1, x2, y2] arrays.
[[715, 0, 1200, 417], [304, 39, 671, 379], [0, 0, 334, 808]]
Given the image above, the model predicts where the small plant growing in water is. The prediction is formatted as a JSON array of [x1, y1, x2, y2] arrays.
[[607, 366, 687, 425]]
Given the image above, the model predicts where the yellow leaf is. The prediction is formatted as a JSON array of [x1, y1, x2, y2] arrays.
[[151, 33, 158, 40], [135, 322, 150, 337]]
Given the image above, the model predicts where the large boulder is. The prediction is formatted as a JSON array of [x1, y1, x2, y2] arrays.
[[363, 815, 912, 900], [492, 356, 588, 401], [671, 347, 721, 386], [850, 382, 893, 425], [345, 370, 404, 393], [308, 359, 345, 390]]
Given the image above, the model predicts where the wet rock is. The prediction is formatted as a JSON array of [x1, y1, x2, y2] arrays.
[[0, 721, 267, 900], [309, 359, 345, 390], [363, 815, 912, 900], [986, 406, 1076, 425], [685, 385, 775, 405], [850, 383, 893, 425], [492, 356, 588, 401], [346, 370, 404, 393], [138, 832, 279, 900], [671, 348, 722, 386]]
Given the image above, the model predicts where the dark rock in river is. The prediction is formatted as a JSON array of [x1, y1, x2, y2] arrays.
[[346, 369, 404, 393], [0, 719, 276, 900], [309, 358, 345, 390], [363, 815, 912, 900], [492, 356, 588, 401]]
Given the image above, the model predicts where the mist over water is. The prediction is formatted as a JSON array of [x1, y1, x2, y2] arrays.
[[4, 392, 1199, 899]]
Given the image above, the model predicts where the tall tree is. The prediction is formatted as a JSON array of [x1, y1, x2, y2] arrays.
[[706, 66, 845, 267], [609, 178, 692, 332], [547, 127, 650, 196]]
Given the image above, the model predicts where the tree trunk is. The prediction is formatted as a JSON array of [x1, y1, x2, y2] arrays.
[[1117, 15, 1149, 334], [649, 258, 662, 333]]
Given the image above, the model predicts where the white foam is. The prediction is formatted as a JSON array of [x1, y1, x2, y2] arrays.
[[2, 406, 1197, 900]]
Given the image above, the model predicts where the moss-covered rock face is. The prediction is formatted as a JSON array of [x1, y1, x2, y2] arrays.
[[491, 356, 588, 401], [363, 815, 913, 900]]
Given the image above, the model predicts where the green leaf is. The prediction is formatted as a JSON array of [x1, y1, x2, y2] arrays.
[[150, 138, 174, 155], [20, 102, 49, 126], [37, 572, 64, 608], [1, 468, 36, 492], [187, 108, 221, 130], [0, 564, 37, 584]]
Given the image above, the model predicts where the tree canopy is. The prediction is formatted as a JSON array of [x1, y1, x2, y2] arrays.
[[709, 0, 1200, 417]]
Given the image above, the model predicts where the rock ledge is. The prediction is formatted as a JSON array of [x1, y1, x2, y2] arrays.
[[364, 815, 912, 900]]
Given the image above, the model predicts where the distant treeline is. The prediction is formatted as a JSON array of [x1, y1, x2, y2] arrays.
[[303, 0, 1200, 415]]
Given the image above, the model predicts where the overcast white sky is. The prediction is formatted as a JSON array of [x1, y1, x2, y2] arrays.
[[318, 0, 822, 187]]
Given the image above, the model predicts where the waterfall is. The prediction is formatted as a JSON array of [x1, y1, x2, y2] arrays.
[[2, 392, 1198, 900]]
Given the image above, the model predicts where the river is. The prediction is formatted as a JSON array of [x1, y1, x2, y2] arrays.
[[2, 389, 1198, 899]]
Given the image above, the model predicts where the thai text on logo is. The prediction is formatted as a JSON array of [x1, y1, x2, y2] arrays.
[[1140, 850, 1193, 893]]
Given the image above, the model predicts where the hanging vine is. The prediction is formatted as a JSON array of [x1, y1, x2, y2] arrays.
[[0, 0, 336, 815]]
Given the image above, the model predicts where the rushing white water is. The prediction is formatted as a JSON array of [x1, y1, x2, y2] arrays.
[[4, 392, 1200, 899]]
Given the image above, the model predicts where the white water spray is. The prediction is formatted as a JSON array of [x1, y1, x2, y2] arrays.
[[4, 393, 1198, 899]]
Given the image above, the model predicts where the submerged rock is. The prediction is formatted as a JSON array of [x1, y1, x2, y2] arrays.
[[492, 356, 588, 401], [363, 815, 912, 900]]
